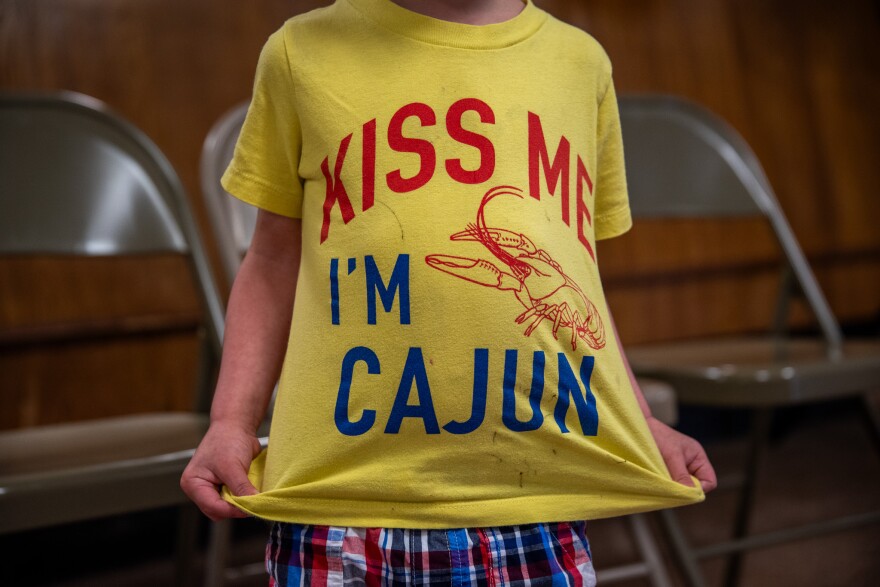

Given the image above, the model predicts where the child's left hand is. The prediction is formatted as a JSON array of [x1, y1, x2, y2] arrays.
[[646, 416, 718, 493]]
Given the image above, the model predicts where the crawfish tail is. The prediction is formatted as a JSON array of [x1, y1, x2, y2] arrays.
[[582, 300, 606, 349]]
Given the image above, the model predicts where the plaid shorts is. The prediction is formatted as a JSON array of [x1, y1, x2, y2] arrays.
[[265, 521, 595, 586]]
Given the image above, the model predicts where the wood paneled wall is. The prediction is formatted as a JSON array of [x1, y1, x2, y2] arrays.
[[590, 0, 880, 342], [1, 0, 878, 429]]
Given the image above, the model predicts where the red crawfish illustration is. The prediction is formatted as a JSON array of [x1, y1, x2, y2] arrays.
[[425, 185, 606, 350]]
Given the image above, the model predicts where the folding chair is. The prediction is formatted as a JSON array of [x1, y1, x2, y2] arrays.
[[0, 92, 225, 585], [618, 94, 880, 587]]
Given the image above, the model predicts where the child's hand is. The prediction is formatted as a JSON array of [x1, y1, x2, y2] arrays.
[[180, 422, 262, 520], [646, 416, 717, 493]]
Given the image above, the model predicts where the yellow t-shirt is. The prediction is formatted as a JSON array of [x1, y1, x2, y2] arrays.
[[221, 0, 704, 527]]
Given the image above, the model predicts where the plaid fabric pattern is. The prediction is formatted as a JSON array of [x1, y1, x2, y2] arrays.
[[266, 521, 595, 586]]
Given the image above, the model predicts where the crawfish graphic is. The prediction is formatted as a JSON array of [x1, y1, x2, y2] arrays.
[[425, 185, 606, 350]]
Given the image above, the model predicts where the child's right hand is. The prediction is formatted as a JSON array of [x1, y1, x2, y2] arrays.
[[180, 421, 262, 520]]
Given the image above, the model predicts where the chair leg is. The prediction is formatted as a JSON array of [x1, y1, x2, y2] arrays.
[[723, 408, 772, 587], [595, 515, 676, 586], [174, 504, 202, 587], [629, 514, 674, 587], [204, 519, 232, 587], [860, 392, 880, 456], [659, 508, 707, 587]]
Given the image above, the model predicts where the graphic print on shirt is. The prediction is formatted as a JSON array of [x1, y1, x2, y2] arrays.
[[426, 185, 606, 351]]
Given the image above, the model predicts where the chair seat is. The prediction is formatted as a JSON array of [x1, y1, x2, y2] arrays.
[[628, 337, 880, 407], [0, 413, 209, 533], [0, 413, 208, 475]]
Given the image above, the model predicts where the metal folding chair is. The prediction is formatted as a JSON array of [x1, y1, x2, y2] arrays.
[[596, 378, 680, 587], [0, 92, 225, 585], [618, 94, 880, 587], [200, 101, 255, 288]]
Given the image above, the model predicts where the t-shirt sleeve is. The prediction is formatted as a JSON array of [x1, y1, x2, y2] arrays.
[[593, 70, 632, 241], [221, 28, 304, 218]]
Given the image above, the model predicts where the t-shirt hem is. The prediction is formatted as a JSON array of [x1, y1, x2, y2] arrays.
[[595, 203, 632, 240], [223, 487, 704, 529], [221, 166, 303, 219]]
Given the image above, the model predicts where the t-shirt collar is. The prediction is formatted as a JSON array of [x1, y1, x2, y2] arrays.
[[344, 0, 547, 49]]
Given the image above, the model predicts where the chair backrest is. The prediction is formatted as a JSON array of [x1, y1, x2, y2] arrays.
[[618, 95, 842, 355], [0, 91, 225, 409], [200, 101, 255, 283]]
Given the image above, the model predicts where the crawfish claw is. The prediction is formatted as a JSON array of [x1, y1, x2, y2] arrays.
[[425, 255, 521, 291]]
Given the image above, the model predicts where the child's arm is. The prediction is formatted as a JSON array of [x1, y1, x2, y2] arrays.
[[181, 209, 302, 520], [610, 313, 718, 493]]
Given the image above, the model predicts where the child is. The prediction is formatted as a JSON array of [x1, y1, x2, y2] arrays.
[[181, 0, 717, 584]]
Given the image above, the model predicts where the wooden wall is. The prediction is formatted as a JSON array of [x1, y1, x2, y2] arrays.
[[1, 0, 878, 429]]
